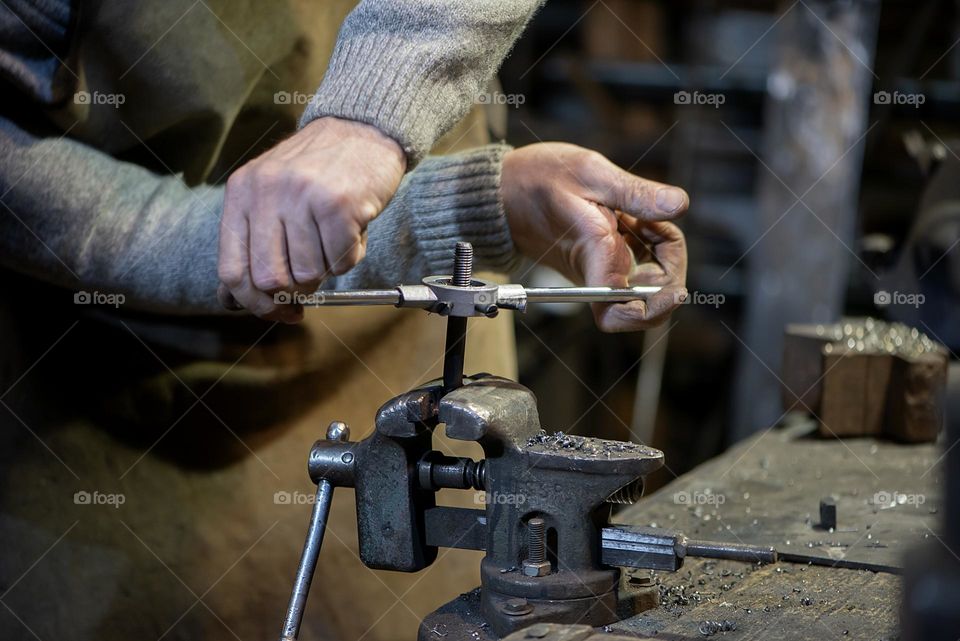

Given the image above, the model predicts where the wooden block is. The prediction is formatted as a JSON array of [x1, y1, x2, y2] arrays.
[[885, 351, 948, 442], [781, 323, 840, 414], [819, 349, 896, 438], [819, 346, 869, 437], [864, 351, 894, 435], [784, 319, 945, 443]]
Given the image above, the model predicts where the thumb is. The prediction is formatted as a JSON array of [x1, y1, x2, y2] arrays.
[[587, 159, 689, 222]]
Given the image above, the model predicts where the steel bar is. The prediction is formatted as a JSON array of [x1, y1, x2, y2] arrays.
[[422, 518, 900, 574], [685, 539, 778, 565], [442, 243, 473, 392], [600, 525, 684, 572], [777, 551, 901, 574], [424, 507, 488, 551], [524, 286, 661, 303], [296, 285, 663, 308], [280, 481, 335, 641], [303, 289, 400, 306], [443, 317, 467, 391]]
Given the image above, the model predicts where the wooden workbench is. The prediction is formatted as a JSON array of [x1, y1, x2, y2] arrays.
[[607, 420, 942, 640]]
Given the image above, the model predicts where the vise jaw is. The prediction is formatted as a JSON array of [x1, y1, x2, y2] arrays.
[[304, 374, 664, 638]]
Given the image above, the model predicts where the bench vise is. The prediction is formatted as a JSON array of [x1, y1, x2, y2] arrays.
[[277, 242, 777, 640], [294, 374, 666, 639]]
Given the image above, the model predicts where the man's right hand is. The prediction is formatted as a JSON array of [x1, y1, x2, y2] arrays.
[[217, 116, 406, 323]]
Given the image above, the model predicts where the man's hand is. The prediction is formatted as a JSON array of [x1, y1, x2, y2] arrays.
[[217, 117, 406, 322], [501, 143, 688, 333]]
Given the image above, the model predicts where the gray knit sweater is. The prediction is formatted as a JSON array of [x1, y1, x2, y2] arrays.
[[0, 0, 543, 314]]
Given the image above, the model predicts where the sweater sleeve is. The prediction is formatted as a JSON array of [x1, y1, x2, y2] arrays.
[[0, 115, 516, 315], [300, 0, 543, 165]]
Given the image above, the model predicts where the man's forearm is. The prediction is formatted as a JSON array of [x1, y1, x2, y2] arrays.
[[301, 0, 544, 165], [0, 116, 223, 314]]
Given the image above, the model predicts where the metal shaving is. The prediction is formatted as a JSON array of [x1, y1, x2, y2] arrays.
[[698, 620, 737, 636], [817, 318, 942, 357], [525, 429, 653, 457]]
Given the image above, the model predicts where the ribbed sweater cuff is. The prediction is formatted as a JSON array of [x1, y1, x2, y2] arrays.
[[408, 144, 517, 274], [300, 32, 462, 167]]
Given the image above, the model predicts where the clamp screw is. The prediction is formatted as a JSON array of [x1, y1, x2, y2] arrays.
[[522, 517, 551, 577], [478, 303, 499, 318]]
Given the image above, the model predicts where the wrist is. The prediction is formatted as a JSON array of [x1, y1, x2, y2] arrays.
[[303, 116, 407, 174], [499, 148, 539, 258], [406, 145, 518, 274]]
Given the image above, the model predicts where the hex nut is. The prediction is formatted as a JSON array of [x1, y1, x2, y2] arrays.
[[521, 560, 551, 577], [502, 597, 533, 616]]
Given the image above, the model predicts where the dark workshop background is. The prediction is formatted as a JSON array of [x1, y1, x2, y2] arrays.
[[501, 0, 960, 491]]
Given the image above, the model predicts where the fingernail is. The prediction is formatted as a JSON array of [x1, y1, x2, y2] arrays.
[[656, 188, 687, 213]]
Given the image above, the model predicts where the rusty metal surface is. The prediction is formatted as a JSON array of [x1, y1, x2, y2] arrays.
[[606, 557, 899, 640]]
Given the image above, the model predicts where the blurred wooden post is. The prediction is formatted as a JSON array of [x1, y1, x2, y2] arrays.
[[731, 0, 881, 439]]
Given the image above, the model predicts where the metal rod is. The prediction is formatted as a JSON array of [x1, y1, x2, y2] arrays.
[[686, 539, 778, 565], [280, 480, 335, 641], [443, 313, 467, 392], [442, 244, 473, 392], [777, 551, 902, 574], [296, 285, 662, 308], [524, 286, 661, 303], [302, 289, 400, 306]]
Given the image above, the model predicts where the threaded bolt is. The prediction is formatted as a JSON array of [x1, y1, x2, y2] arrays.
[[452, 242, 474, 287], [522, 517, 550, 577], [528, 517, 546, 563]]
